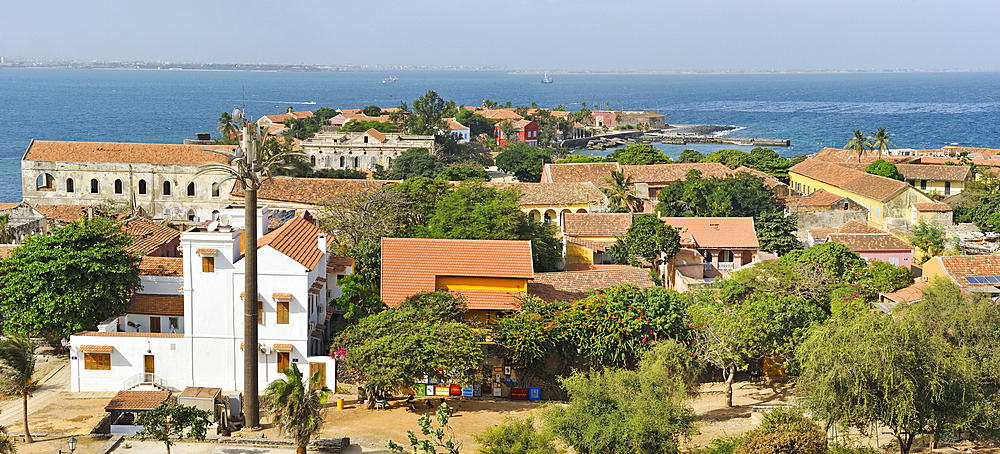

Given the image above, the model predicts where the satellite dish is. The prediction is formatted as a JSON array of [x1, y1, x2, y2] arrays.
[[232, 108, 244, 123], [220, 214, 233, 226], [207, 220, 220, 232]]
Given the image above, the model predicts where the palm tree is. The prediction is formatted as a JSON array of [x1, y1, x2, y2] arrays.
[[600, 170, 643, 212], [845, 129, 872, 163], [870, 126, 896, 158], [198, 117, 305, 429], [217, 112, 237, 141], [263, 363, 331, 454], [0, 335, 38, 443]]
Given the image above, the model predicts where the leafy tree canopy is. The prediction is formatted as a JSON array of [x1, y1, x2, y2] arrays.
[[342, 119, 400, 133], [606, 144, 671, 165], [0, 217, 142, 338], [909, 219, 945, 263], [864, 159, 903, 180], [362, 105, 382, 117], [677, 149, 704, 163], [495, 143, 553, 183], [454, 110, 495, 137], [656, 171, 778, 218], [557, 154, 606, 164], [437, 164, 488, 182], [610, 214, 680, 270], [407, 90, 457, 135], [387, 147, 444, 180], [388, 177, 453, 236], [136, 403, 212, 454], [310, 168, 369, 179], [753, 211, 803, 256]]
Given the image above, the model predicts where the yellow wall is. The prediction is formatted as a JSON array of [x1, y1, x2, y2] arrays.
[[790, 173, 888, 227], [523, 203, 590, 223], [906, 179, 964, 196], [566, 243, 594, 266], [435, 276, 527, 292], [921, 257, 948, 283]]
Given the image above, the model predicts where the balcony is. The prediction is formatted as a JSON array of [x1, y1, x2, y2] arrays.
[[718, 262, 735, 271]]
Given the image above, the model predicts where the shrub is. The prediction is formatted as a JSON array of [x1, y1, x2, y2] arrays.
[[699, 436, 744, 454], [473, 417, 563, 454], [827, 445, 881, 454], [830, 285, 868, 320], [735, 408, 826, 454]]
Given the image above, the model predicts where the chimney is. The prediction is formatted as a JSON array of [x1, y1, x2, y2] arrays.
[[317, 233, 327, 253]]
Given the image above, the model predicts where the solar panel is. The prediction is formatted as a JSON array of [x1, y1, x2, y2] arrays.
[[988, 276, 1000, 284], [964, 275, 1000, 285], [966, 277, 983, 284]]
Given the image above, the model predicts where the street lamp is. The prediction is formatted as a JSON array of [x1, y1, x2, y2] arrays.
[[60, 436, 77, 454]]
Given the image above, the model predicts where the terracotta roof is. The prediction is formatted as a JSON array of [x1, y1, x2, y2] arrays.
[[196, 248, 217, 255], [825, 220, 911, 251], [124, 218, 180, 255], [511, 120, 535, 130], [790, 159, 910, 202], [913, 202, 953, 212], [0, 203, 20, 210], [543, 162, 622, 185], [935, 255, 1000, 287], [32, 204, 104, 223], [485, 182, 607, 206], [260, 111, 314, 124], [273, 343, 293, 352], [105, 391, 171, 412], [127, 294, 184, 316], [231, 178, 392, 205], [75, 331, 184, 338], [622, 163, 737, 184], [812, 148, 916, 165], [0, 245, 15, 260], [139, 256, 183, 277], [24, 140, 234, 165], [272, 293, 292, 300], [364, 128, 387, 143], [809, 229, 838, 241], [788, 189, 851, 209], [381, 238, 533, 309], [79, 345, 113, 353], [880, 280, 929, 304], [256, 216, 328, 270], [659, 217, 760, 249], [562, 213, 634, 237], [895, 164, 970, 182], [443, 118, 468, 130], [528, 266, 655, 302], [478, 109, 523, 121]]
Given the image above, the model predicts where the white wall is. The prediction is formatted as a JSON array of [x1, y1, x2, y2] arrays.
[[69, 336, 190, 392]]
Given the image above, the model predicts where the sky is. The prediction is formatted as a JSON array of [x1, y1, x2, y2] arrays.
[[4, 0, 1000, 72]]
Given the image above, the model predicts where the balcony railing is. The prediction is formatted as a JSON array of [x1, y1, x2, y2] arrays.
[[718, 262, 735, 271], [124, 373, 168, 391]]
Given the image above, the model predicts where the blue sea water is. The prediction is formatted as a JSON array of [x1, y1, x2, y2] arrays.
[[2, 68, 1000, 202]]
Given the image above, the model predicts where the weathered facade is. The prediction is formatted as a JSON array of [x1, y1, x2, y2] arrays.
[[299, 129, 434, 171], [21, 140, 238, 222]]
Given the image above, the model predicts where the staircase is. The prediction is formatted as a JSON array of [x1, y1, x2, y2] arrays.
[[123, 373, 168, 391]]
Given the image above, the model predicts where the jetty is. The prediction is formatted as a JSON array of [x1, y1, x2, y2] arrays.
[[561, 125, 790, 151]]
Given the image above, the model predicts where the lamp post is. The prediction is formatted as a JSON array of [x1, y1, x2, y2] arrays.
[[59, 436, 77, 454]]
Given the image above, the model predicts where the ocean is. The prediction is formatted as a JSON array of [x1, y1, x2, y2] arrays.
[[2, 68, 1000, 202]]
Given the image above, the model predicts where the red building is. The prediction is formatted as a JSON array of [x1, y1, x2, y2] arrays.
[[496, 120, 539, 146]]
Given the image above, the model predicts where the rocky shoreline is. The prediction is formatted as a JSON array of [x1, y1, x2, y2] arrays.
[[564, 124, 789, 151]]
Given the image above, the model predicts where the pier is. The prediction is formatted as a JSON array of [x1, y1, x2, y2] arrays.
[[561, 126, 790, 151]]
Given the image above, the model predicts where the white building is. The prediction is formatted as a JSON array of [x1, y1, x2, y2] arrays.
[[442, 118, 471, 143], [69, 211, 348, 392], [299, 129, 434, 170]]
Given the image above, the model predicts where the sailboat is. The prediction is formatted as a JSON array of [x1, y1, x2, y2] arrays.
[[540, 72, 553, 84]]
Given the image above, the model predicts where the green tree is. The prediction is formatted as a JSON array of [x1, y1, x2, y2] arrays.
[[753, 211, 802, 255], [474, 417, 563, 454], [387, 148, 443, 180], [845, 129, 872, 163], [606, 143, 670, 165], [544, 343, 698, 454], [968, 192, 1000, 233], [216, 111, 237, 141], [389, 177, 453, 236], [342, 292, 483, 396], [0, 215, 14, 244], [0, 335, 37, 443], [678, 149, 705, 163], [0, 217, 142, 338], [362, 105, 382, 117], [736, 408, 827, 454], [437, 164, 488, 182], [313, 107, 338, 124], [135, 402, 212, 454], [342, 120, 400, 133], [609, 215, 680, 277], [599, 170, 643, 212], [318, 187, 410, 247], [331, 240, 385, 323], [870, 126, 896, 158], [864, 159, 903, 180], [264, 363, 332, 454], [454, 110, 495, 137], [797, 311, 979, 454], [557, 154, 605, 164], [909, 218, 945, 262], [409, 91, 456, 134], [387, 403, 461, 454], [655, 171, 778, 218], [494, 144, 552, 183], [793, 242, 866, 280], [310, 168, 368, 179]]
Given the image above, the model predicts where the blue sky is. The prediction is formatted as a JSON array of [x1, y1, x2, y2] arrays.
[[4, 0, 1000, 71]]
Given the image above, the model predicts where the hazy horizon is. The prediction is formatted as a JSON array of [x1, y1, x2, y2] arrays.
[[5, 0, 1000, 72]]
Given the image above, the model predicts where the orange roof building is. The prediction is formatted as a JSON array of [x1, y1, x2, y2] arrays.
[[381, 238, 534, 315]]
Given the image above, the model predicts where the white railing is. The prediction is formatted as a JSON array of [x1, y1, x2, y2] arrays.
[[124, 373, 168, 390], [718, 262, 735, 271]]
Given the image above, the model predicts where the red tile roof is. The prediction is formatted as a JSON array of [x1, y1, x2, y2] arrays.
[[24, 140, 235, 165], [79, 345, 114, 353], [76, 331, 184, 338], [32, 204, 106, 224], [562, 213, 634, 237], [485, 182, 607, 206], [895, 164, 971, 182], [443, 118, 468, 130], [543, 162, 622, 185], [790, 159, 910, 202], [127, 294, 184, 316], [0, 245, 15, 259], [328, 256, 355, 266], [913, 202, 953, 212], [105, 391, 171, 412], [880, 280, 929, 304], [812, 147, 916, 165], [825, 220, 912, 251], [364, 128, 388, 143], [259, 111, 314, 125], [836, 219, 885, 234], [659, 217, 759, 249], [622, 162, 736, 184], [231, 177, 393, 205], [528, 266, 655, 302], [272, 293, 292, 300], [139, 256, 183, 277], [124, 218, 180, 256], [273, 343, 293, 352], [787, 189, 852, 209], [381, 238, 533, 309], [935, 255, 1000, 287], [256, 216, 328, 270], [196, 248, 218, 255]]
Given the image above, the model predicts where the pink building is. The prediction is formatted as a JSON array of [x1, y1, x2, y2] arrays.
[[592, 111, 617, 128]]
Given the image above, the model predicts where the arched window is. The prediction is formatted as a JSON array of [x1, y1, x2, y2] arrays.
[[187, 209, 196, 221], [340, 156, 345, 168], [354, 156, 360, 168], [36, 173, 55, 191], [187, 182, 195, 196], [114, 179, 123, 194], [212, 182, 220, 198], [66, 178, 75, 193], [90, 179, 99, 194], [371, 156, 378, 167], [310, 156, 316, 165], [386, 157, 391, 168], [138, 179, 147, 195], [163, 181, 172, 196], [211, 210, 220, 221]]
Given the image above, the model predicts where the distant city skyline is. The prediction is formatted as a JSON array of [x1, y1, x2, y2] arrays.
[[4, 0, 1000, 72]]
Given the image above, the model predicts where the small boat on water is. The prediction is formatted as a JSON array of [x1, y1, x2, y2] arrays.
[[540, 72, 553, 84], [382, 76, 397, 83]]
